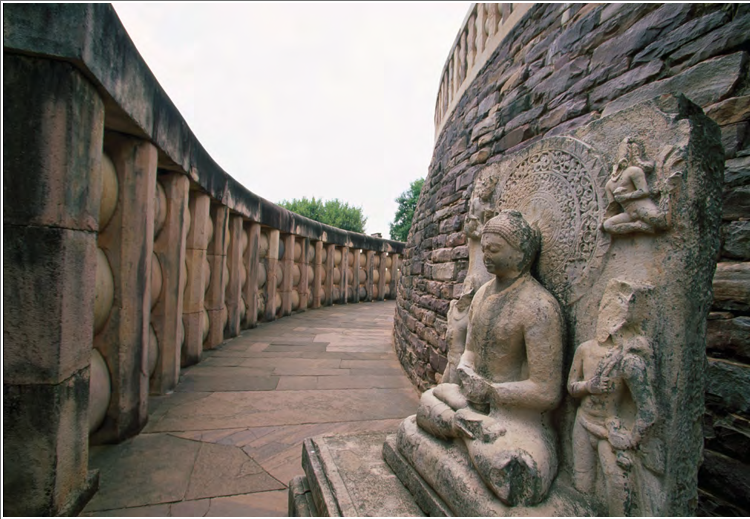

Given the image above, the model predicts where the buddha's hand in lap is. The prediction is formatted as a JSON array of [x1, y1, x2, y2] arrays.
[[457, 365, 490, 404], [433, 383, 469, 410]]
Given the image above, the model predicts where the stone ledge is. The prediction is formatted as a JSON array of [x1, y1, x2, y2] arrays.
[[296, 432, 424, 517]]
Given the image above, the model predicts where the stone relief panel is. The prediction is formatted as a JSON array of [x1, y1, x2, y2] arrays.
[[386, 95, 723, 517]]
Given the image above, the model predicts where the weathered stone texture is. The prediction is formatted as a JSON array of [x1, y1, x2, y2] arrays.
[[394, 4, 750, 514]]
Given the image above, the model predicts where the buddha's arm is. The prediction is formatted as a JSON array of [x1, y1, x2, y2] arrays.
[[489, 302, 564, 412]]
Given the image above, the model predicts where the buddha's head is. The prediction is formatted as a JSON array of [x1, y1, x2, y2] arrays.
[[481, 210, 540, 278]]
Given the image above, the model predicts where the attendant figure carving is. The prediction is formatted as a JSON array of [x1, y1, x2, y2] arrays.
[[602, 138, 668, 235], [567, 279, 658, 516], [442, 290, 472, 384], [463, 170, 498, 295], [402, 210, 565, 507]]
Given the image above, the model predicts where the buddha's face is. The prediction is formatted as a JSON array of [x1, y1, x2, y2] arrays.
[[481, 233, 525, 278]]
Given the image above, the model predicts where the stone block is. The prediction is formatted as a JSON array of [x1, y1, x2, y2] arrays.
[[477, 91, 500, 119], [704, 412, 750, 464], [601, 51, 747, 117], [722, 221, 750, 260], [505, 105, 546, 133], [469, 149, 490, 165], [713, 262, 750, 312], [706, 357, 750, 413], [3, 225, 96, 385], [706, 95, 750, 127], [470, 113, 500, 141], [670, 13, 750, 67], [432, 263, 456, 282], [633, 10, 729, 64], [497, 92, 532, 125], [532, 56, 589, 103], [431, 248, 453, 263], [698, 449, 750, 510], [3, 55, 103, 231], [539, 98, 588, 132], [725, 156, 750, 187], [707, 316, 750, 362], [438, 215, 462, 234], [524, 65, 553, 91], [3, 370, 93, 516], [446, 232, 466, 247], [494, 124, 535, 153], [721, 121, 748, 159], [723, 185, 750, 221], [590, 60, 664, 107], [590, 3, 691, 73], [452, 245, 469, 260]]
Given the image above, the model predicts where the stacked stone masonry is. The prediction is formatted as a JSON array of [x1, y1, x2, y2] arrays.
[[395, 3, 750, 516], [3, 4, 402, 517]]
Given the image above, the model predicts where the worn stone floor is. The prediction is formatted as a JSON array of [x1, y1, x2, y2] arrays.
[[82, 301, 420, 517]]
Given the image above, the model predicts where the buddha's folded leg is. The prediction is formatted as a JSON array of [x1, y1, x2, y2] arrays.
[[466, 423, 557, 507]]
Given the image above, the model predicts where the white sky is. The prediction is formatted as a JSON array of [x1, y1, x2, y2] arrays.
[[112, 2, 473, 237]]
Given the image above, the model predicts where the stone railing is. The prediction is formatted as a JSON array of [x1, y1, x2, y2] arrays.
[[434, 3, 532, 140], [3, 4, 403, 516]]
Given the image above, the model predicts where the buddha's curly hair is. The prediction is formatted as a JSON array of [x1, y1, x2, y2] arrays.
[[483, 210, 541, 271]]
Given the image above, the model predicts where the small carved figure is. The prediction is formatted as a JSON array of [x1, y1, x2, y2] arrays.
[[602, 138, 668, 235], [463, 170, 497, 296], [567, 279, 657, 516], [442, 289, 473, 384], [401, 210, 565, 507], [465, 172, 498, 240]]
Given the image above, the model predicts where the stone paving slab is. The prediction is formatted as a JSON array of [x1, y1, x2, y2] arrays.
[[83, 301, 419, 517]]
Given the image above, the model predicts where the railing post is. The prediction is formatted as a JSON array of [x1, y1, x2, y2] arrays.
[[325, 243, 335, 306], [3, 54, 103, 516], [265, 229, 280, 321], [389, 254, 400, 300], [377, 252, 387, 302], [298, 237, 310, 312], [92, 133, 157, 445], [351, 249, 361, 303], [182, 193, 211, 367], [365, 250, 375, 302], [244, 222, 261, 328], [313, 241, 323, 308], [281, 234, 295, 316], [225, 214, 243, 338], [150, 173, 189, 395], [341, 247, 350, 305], [204, 206, 229, 349]]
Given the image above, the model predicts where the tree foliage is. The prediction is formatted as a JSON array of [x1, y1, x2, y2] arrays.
[[389, 178, 425, 242], [278, 197, 367, 233]]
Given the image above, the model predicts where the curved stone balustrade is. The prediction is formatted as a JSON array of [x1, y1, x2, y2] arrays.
[[3, 4, 403, 516], [434, 3, 532, 140]]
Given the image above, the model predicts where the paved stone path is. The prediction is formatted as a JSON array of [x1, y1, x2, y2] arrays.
[[82, 301, 419, 517]]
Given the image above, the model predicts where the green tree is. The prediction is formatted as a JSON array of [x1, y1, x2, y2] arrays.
[[389, 178, 424, 242], [278, 197, 367, 233]]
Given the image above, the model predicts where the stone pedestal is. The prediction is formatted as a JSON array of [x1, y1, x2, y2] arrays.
[[288, 432, 425, 517]]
